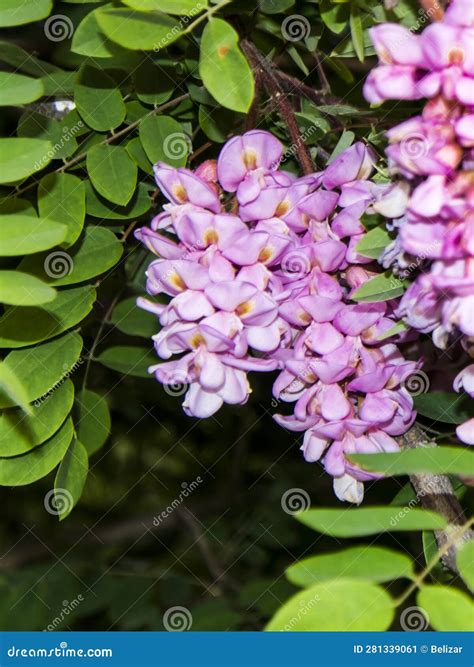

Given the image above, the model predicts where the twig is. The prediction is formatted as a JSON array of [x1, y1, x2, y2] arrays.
[[398, 423, 474, 574], [241, 39, 314, 175]]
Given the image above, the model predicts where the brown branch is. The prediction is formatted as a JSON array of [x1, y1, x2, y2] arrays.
[[241, 39, 314, 175], [398, 424, 474, 574]]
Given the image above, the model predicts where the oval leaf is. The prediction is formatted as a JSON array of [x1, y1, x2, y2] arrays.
[[0, 72, 43, 106], [266, 579, 394, 631], [0, 418, 73, 486], [417, 585, 474, 631], [286, 546, 414, 587], [0, 381, 75, 456], [0, 214, 67, 256], [349, 447, 474, 477], [0, 286, 96, 348], [87, 144, 137, 206], [96, 346, 156, 378], [352, 271, 407, 303], [75, 65, 125, 131], [0, 271, 56, 306], [296, 507, 447, 537], [96, 8, 183, 51], [0, 332, 83, 408], [38, 173, 85, 247], [75, 389, 111, 457], [54, 438, 89, 520], [0, 138, 53, 184], [139, 115, 189, 168], [199, 18, 254, 113]]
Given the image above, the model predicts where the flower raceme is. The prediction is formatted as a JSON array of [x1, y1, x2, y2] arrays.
[[136, 130, 418, 503], [364, 0, 473, 445]]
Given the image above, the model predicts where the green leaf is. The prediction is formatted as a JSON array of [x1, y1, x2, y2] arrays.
[[85, 181, 152, 220], [457, 540, 474, 593], [71, 8, 124, 58], [0, 0, 53, 27], [17, 111, 79, 159], [111, 297, 157, 338], [320, 0, 349, 34], [286, 546, 414, 587], [296, 507, 447, 537], [0, 271, 56, 306], [126, 138, 153, 174], [328, 130, 355, 162], [133, 61, 174, 106], [350, 6, 367, 61], [139, 115, 189, 168], [96, 8, 183, 51], [414, 392, 474, 425], [38, 173, 85, 247], [0, 72, 43, 106], [417, 586, 474, 631], [122, 0, 207, 13], [87, 144, 137, 206], [332, 32, 376, 58], [266, 579, 394, 631], [0, 362, 31, 415], [199, 18, 254, 114], [0, 39, 59, 76], [96, 346, 155, 378], [0, 285, 96, 348], [376, 320, 409, 341], [0, 418, 73, 486], [0, 214, 67, 256], [75, 65, 126, 131], [198, 105, 236, 143], [0, 138, 53, 184], [349, 447, 474, 477], [19, 226, 123, 287], [0, 331, 83, 408], [54, 438, 89, 520], [75, 389, 111, 457], [0, 381, 75, 456], [356, 227, 392, 260], [352, 271, 407, 303]]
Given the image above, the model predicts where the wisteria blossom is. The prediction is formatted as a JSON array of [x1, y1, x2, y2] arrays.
[[364, 0, 474, 446], [136, 130, 418, 503]]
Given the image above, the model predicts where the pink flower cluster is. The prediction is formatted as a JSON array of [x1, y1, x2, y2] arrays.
[[136, 130, 418, 502], [364, 0, 474, 445]]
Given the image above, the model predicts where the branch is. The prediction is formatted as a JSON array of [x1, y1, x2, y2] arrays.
[[398, 424, 474, 574], [241, 39, 314, 175]]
